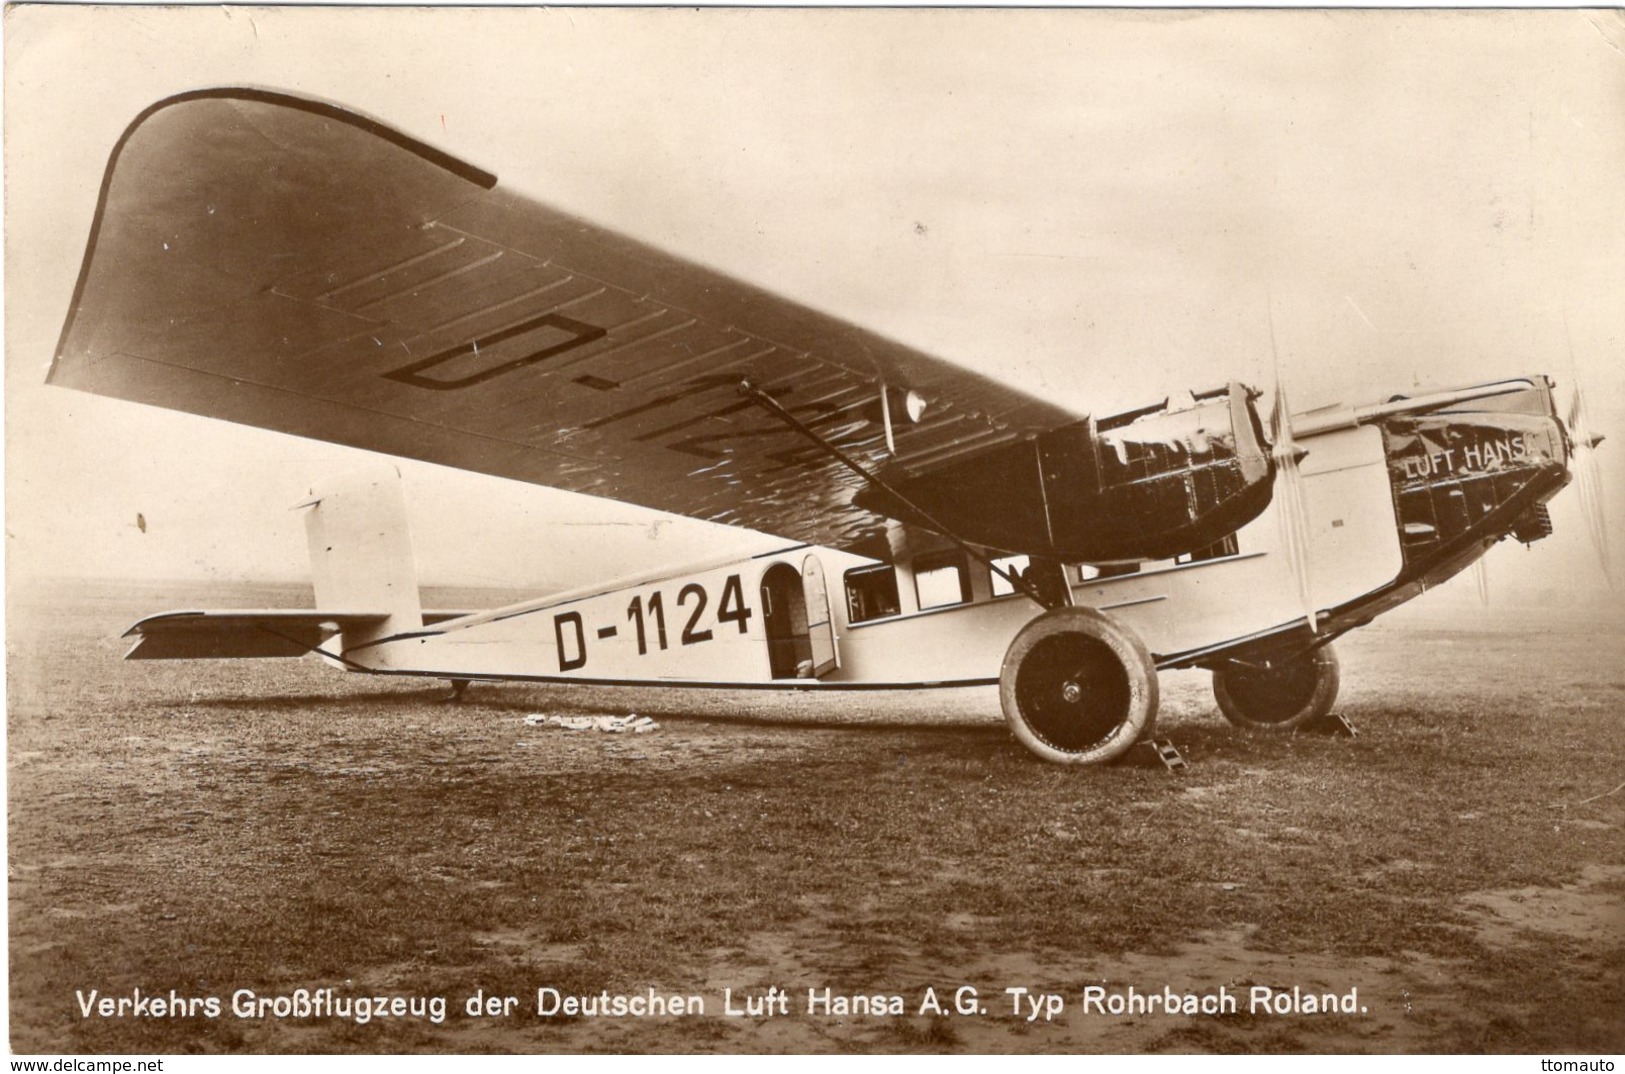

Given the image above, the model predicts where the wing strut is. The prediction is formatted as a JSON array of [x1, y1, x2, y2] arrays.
[[737, 379, 1063, 609]]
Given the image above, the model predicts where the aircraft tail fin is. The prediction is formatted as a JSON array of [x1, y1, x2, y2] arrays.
[[299, 465, 423, 654]]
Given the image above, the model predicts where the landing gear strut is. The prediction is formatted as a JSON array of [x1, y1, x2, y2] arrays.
[[1212, 645, 1340, 732], [999, 607, 1159, 765]]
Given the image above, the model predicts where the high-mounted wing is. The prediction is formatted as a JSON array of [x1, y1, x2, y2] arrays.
[[53, 90, 1271, 562]]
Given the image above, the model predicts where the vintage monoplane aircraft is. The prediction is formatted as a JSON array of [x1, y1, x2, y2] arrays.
[[49, 90, 1599, 764]]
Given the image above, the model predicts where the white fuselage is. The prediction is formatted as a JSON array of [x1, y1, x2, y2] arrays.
[[341, 422, 1402, 688]]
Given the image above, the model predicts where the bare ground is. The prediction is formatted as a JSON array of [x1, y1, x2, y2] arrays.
[[7, 579, 1623, 1053]]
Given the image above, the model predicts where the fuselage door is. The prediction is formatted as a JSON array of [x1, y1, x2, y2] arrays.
[[802, 555, 838, 677]]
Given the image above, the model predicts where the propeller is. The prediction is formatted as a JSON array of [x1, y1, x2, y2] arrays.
[[1268, 312, 1317, 633], [1564, 350, 1613, 588], [1469, 556, 1491, 608]]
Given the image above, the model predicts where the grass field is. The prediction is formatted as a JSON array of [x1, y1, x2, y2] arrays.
[[7, 579, 1623, 1054]]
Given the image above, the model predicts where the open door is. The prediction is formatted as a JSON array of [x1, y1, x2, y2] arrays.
[[760, 563, 811, 678], [760, 558, 840, 679], [801, 555, 838, 677]]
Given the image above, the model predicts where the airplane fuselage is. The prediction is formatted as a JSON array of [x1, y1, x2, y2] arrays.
[[332, 375, 1572, 690]]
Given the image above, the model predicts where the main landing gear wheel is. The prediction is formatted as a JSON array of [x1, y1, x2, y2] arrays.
[[1212, 645, 1340, 732], [999, 607, 1159, 765]]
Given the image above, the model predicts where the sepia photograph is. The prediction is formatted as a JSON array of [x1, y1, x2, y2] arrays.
[[6, 5, 1623, 1056]]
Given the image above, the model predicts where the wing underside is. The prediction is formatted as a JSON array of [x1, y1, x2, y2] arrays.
[[52, 90, 1081, 558]]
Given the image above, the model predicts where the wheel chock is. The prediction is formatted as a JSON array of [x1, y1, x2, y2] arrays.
[[1301, 711, 1357, 737], [1122, 739, 1187, 771], [1151, 740, 1187, 769]]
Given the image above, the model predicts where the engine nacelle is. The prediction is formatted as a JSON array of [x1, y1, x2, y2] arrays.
[[855, 382, 1273, 563]]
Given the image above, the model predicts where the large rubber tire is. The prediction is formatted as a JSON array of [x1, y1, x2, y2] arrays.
[[999, 607, 1159, 765], [1212, 645, 1340, 732]]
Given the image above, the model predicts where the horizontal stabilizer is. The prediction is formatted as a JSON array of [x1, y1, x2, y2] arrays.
[[122, 610, 389, 660]]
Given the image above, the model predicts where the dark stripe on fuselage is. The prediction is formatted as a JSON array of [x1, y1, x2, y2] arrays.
[[1165, 438, 1570, 670], [330, 667, 1000, 692]]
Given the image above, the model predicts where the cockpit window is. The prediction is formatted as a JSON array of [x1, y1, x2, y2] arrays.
[[1175, 533, 1240, 565], [1075, 563, 1139, 582]]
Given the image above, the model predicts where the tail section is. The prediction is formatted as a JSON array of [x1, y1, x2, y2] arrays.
[[300, 465, 422, 654]]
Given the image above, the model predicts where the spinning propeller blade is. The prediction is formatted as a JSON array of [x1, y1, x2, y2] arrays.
[[1566, 372, 1613, 588], [1269, 318, 1317, 633], [1563, 319, 1613, 588], [1470, 556, 1491, 608]]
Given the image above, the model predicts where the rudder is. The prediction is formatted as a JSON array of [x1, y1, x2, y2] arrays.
[[299, 465, 423, 654]]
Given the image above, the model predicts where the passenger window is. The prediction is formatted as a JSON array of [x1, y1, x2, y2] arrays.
[[914, 550, 970, 610], [844, 565, 900, 624], [989, 554, 1030, 597]]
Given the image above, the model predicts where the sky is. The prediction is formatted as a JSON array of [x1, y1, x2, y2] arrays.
[[5, 7, 1623, 600]]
